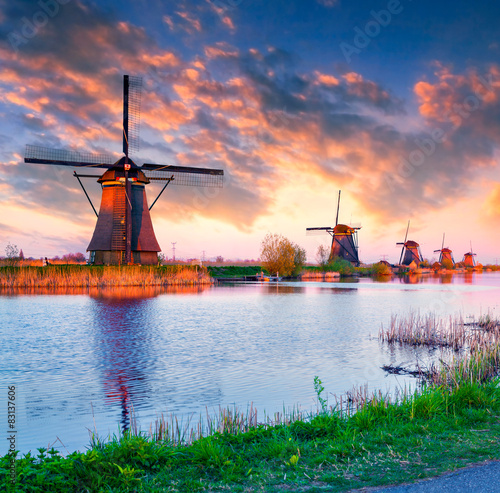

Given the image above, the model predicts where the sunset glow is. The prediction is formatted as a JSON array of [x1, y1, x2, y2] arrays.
[[1, 1, 499, 263]]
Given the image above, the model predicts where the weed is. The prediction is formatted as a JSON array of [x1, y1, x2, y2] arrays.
[[314, 376, 328, 413]]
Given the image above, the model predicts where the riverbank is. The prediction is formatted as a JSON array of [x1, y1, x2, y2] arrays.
[[2, 377, 500, 492], [0, 265, 212, 287]]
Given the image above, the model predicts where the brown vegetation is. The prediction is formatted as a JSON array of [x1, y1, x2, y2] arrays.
[[260, 233, 306, 276], [0, 265, 212, 288]]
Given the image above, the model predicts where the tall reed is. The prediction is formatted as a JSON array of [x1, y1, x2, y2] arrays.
[[0, 265, 213, 288], [380, 310, 500, 389]]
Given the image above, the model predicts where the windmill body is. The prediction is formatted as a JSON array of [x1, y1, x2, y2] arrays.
[[433, 234, 454, 267], [396, 221, 423, 266], [437, 248, 454, 266], [87, 167, 160, 265], [329, 224, 360, 265], [306, 191, 361, 266], [399, 240, 422, 266], [463, 252, 476, 267], [24, 76, 223, 265]]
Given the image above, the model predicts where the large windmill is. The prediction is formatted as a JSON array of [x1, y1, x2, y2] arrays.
[[433, 233, 454, 267], [306, 190, 361, 266], [396, 220, 423, 266], [25, 75, 223, 265]]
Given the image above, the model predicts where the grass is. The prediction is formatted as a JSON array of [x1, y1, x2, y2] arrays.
[[3, 310, 500, 491], [206, 265, 267, 278], [2, 379, 500, 492], [0, 265, 212, 288]]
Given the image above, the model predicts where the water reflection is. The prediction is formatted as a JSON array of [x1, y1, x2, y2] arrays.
[[90, 294, 155, 433], [0, 284, 211, 297]]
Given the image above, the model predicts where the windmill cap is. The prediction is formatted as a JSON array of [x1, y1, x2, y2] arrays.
[[405, 240, 420, 247], [333, 224, 355, 234], [98, 168, 150, 184]]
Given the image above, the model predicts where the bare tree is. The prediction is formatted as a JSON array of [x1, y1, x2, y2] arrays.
[[316, 245, 330, 271], [5, 243, 20, 266]]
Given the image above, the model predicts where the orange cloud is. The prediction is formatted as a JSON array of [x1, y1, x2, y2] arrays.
[[483, 183, 500, 219], [414, 64, 500, 121]]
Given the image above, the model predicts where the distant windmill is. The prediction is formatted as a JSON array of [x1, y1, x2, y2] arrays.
[[24, 75, 224, 265], [396, 220, 423, 266], [463, 241, 477, 267], [433, 233, 455, 266], [306, 190, 361, 266]]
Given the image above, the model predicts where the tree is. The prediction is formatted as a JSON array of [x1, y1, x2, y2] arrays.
[[5, 243, 20, 266], [316, 245, 330, 271], [441, 258, 454, 270], [292, 244, 307, 276], [260, 233, 305, 277], [61, 252, 86, 263]]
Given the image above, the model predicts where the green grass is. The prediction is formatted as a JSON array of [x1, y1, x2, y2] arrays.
[[207, 265, 267, 278], [2, 379, 500, 492]]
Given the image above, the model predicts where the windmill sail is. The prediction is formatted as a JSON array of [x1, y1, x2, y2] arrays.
[[25, 145, 114, 168], [123, 75, 142, 157], [24, 74, 224, 265], [142, 163, 223, 187]]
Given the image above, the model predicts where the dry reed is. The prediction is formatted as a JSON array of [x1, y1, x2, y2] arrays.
[[0, 265, 213, 288], [380, 310, 500, 389]]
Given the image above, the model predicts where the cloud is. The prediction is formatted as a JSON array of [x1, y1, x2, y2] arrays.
[[482, 183, 500, 219], [2, 1, 500, 243]]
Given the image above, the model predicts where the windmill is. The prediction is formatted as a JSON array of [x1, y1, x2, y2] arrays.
[[463, 241, 477, 267], [433, 233, 455, 267], [396, 220, 423, 266], [306, 190, 361, 266], [24, 75, 223, 265]]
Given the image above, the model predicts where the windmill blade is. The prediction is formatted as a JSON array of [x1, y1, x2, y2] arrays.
[[123, 75, 142, 158], [25, 145, 114, 168], [335, 190, 341, 226], [433, 249, 441, 253], [142, 163, 223, 188], [404, 220, 410, 243], [306, 227, 333, 236]]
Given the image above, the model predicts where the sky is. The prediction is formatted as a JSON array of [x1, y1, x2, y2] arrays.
[[0, 0, 499, 264]]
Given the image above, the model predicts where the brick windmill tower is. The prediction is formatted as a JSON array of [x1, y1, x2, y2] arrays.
[[306, 190, 361, 266], [25, 75, 223, 265]]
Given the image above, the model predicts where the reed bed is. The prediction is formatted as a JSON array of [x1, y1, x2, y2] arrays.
[[142, 403, 309, 446], [0, 265, 213, 288], [379, 311, 500, 350], [380, 310, 500, 389]]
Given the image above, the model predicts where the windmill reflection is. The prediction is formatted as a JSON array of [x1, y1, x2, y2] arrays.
[[90, 285, 210, 432]]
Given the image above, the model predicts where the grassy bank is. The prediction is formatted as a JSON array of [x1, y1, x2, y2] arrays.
[[0, 265, 212, 288], [2, 379, 500, 492]]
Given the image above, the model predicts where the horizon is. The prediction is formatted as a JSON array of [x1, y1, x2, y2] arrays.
[[1, 1, 499, 264]]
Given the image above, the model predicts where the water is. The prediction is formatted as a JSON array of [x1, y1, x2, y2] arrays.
[[1, 272, 500, 455]]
